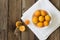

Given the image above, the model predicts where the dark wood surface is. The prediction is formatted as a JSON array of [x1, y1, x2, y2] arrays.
[[0, 0, 60, 40], [0, 0, 8, 40]]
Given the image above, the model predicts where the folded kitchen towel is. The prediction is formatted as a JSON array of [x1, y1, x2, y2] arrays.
[[21, 0, 60, 40]]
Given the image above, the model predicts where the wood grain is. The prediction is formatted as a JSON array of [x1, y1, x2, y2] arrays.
[[0, 0, 8, 40], [8, 0, 22, 40]]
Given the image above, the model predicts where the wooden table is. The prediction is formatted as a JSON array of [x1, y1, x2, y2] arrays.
[[0, 0, 60, 40]]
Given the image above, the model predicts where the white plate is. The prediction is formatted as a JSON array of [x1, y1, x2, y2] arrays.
[[21, 0, 60, 40]]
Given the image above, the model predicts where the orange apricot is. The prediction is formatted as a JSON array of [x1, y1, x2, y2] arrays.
[[34, 10, 41, 17], [41, 10, 47, 16], [44, 21, 49, 26], [19, 25, 25, 32], [45, 15, 51, 21], [37, 22, 44, 27], [39, 16, 45, 22], [16, 21, 22, 28], [25, 19, 30, 25], [32, 16, 38, 24]]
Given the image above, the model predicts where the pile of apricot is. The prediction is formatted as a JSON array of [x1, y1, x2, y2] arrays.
[[32, 10, 51, 28], [16, 21, 26, 32], [16, 19, 30, 32]]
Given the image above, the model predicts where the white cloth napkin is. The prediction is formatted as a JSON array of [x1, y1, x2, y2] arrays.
[[21, 0, 60, 40]]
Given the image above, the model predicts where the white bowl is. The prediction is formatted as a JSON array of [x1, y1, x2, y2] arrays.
[[32, 9, 52, 29]]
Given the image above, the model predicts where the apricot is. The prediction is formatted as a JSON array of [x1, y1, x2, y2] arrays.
[[45, 15, 51, 21], [37, 22, 44, 27], [19, 25, 25, 32], [16, 21, 22, 28], [39, 16, 45, 22], [41, 10, 47, 16], [34, 10, 41, 17], [44, 21, 49, 26], [25, 19, 30, 25], [32, 16, 38, 24]]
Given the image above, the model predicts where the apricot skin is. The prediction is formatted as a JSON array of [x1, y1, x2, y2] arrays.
[[19, 25, 25, 32], [25, 20, 30, 25], [45, 15, 51, 21], [16, 21, 22, 28], [32, 17, 38, 24], [39, 16, 45, 22], [41, 10, 47, 16], [37, 22, 44, 27], [44, 21, 49, 26], [34, 10, 41, 17]]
